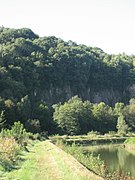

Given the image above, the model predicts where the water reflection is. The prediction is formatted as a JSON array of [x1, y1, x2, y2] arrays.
[[84, 144, 135, 177]]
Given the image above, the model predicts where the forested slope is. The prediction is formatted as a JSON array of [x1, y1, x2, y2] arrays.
[[0, 27, 135, 134]]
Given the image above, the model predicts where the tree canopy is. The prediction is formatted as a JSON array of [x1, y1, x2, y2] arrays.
[[0, 27, 135, 134]]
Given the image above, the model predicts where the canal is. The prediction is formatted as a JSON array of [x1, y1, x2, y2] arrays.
[[84, 144, 135, 177]]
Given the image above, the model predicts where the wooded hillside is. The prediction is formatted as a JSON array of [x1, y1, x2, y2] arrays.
[[0, 27, 135, 134]]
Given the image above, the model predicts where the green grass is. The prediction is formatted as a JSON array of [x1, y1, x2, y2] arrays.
[[56, 141, 106, 177], [3, 141, 55, 180], [0, 140, 101, 180], [55, 139, 135, 180], [124, 137, 135, 145], [0, 141, 37, 180]]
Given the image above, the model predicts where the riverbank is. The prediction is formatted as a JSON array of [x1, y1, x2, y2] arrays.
[[50, 135, 130, 145], [54, 137, 135, 179], [124, 137, 135, 150], [1, 140, 103, 180]]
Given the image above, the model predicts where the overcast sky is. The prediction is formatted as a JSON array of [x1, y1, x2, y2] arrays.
[[0, 0, 135, 55]]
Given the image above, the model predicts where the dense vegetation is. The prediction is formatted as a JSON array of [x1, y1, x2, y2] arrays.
[[56, 139, 135, 179], [124, 137, 135, 149], [0, 27, 135, 135], [0, 121, 36, 172]]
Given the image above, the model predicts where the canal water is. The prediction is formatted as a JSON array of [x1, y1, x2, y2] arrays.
[[84, 144, 135, 177]]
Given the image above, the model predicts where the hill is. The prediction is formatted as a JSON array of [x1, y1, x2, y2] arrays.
[[0, 27, 135, 134]]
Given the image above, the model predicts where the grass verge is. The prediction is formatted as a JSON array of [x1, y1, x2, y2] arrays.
[[0, 140, 102, 180], [55, 139, 135, 180]]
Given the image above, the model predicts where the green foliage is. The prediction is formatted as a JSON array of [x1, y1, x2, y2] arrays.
[[53, 102, 80, 135], [52, 96, 135, 135], [114, 102, 125, 116], [0, 27, 135, 134], [0, 27, 38, 44], [0, 121, 28, 145], [87, 131, 100, 138], [25, 119, 41, 133], [17, 95, 31, 122], [10, 121, 27, 143], [116, 114, 129, 135], [0, 137, 20, 171], [53, 96, 93, 135], [56, 141, 134, 179], [104, 131, 118, 138], [123, 99, 135, 132], [0, 121, 40, 172], [0, 27, 134, 106], [33, 101, 53, 133], [0, 111, 6, 130], [59, 143, 106, 177], [124, 137, 135, 145], [92, 102, 116, 133]]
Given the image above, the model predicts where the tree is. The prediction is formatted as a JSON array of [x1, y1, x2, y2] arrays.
[[116, 114, 129, 135], [123, 98, 135, 131], [92, 102, 115, 133], [114, 102, 124, 116], [17, 95, 31, 122], [25, 119, 41, 133], [33, 101, 53, 134], [53, 98, 80, 135], [0, 27, 135, 134], [53, 96, 93, 135]]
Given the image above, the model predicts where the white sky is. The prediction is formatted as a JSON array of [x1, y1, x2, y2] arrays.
[[0, 0, 135, 55]]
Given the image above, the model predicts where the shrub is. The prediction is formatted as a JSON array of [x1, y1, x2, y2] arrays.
[[104, 131, 117, 137], [0, 137, 20, 170], [10, 121, 28, 144], [0, 121, 29, 146], [87, 131, 100, 138]]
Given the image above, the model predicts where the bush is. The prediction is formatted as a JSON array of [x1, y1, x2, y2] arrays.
[[0, 121, 29, 146], [104, 131, 117, 137], [87, 131, 100, 138], [0, 137, 20, 170]]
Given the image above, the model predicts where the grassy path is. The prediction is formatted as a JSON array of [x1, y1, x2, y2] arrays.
[[2, 140, 103, 180]]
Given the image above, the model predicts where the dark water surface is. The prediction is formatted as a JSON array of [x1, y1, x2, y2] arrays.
[[84, 144, 135, 177]]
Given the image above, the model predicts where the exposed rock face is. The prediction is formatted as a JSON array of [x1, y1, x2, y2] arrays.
[[91, 89, 121, 105], [38, 85, 123, 105], [37, 83, 135, 105]]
